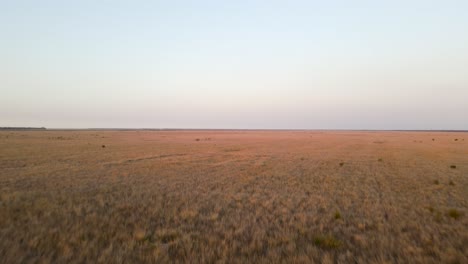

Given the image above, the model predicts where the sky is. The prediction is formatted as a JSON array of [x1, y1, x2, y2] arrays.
[[1, 0, 467, 129]]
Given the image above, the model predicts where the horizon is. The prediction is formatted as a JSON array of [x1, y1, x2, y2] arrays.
[[2, 1, 468, 130], [2, 126, 468, 133]]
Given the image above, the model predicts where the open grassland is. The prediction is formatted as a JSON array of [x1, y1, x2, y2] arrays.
[[0, 130, 467, 263]]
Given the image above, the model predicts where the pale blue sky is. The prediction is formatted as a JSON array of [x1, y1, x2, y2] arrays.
[[1, 1, 467, 129]]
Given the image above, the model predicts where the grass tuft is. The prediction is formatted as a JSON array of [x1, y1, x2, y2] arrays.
[[450, 165, 456, 169], [447, 209, 462, 220], [334, 211, 341, 220], [157, 230, 180, 244], [313, 235, 341, 249], [339, 162, 344, 167]]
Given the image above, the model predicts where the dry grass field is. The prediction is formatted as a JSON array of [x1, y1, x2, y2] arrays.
[[0, 130, 467, 263]]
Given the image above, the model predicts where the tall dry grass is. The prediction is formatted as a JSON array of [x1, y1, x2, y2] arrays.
[[0, 130, 467, 263]]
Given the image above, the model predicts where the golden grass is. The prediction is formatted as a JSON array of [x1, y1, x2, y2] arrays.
[[0, 130, 467, 263]]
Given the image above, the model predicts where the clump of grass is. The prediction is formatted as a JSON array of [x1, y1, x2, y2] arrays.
[[301, 157, 305, 161], [450, 165, 456, 169], [433, 180, 439, 185], [432, 138, 435, 141], [156, 230, 180, 243], [101, 145, 106, 148], [378, 158, 383, 162], [449, 180, 455, 186], [195, 138, 200, 141], [447, 209, 462, 220], [180, 209, 198, 220], [427, 206, 434, 213], [334, 211, 341, 220], [133, 228, 147, 241], [339, 162, 344, 167], [313, 235, 341, 249], [454, 138, 458, 141]]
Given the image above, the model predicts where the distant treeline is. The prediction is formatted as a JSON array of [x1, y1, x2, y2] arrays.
[[0, 127, 46, 130]]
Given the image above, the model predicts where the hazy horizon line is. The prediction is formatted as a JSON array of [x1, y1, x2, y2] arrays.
[[2, 127, 468, 133]]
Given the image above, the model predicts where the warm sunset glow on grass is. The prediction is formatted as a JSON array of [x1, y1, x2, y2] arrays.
[[1, 1, 467, 263]]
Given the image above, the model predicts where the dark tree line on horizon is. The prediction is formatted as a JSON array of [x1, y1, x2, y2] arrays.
[[0, 127, 46, 130]]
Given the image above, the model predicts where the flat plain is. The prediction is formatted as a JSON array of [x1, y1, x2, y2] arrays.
[[0, 130, 467, 263]]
